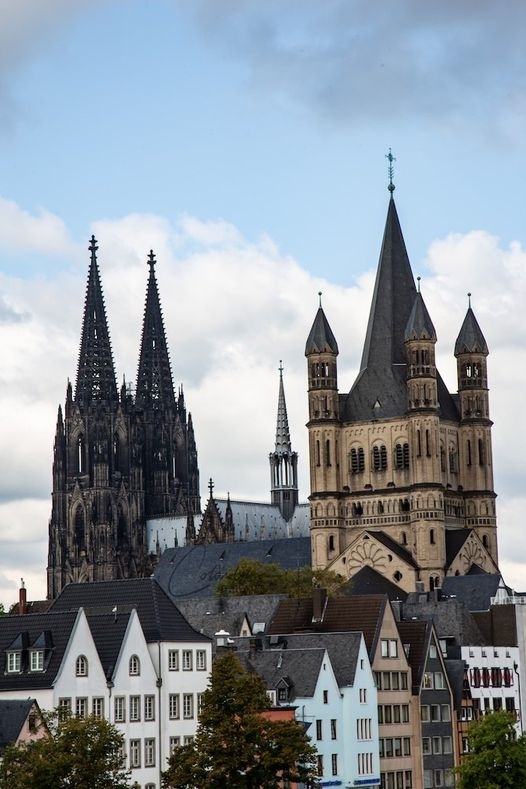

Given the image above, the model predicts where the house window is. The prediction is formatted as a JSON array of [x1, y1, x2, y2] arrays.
[[58, 697, 71, 720], [196, 650, 207, 671], [144, 695, 155, 721], [129, 655, 140, 675], [114, 696, 126, 723], [129, 739, 141, 769], [317, 755, 324, 777], [332, 753, 338, 776], [7, 652, 21, 673], [76, 697, 88, 718], [130, 695, 141, 722], [323, 690, 328, 704], [169, 694, 180, 719], [316, 719, 322, 740], [182, 650, 193, 670], [144, 738, 155, 767], [434, 672, 445, 689], [75, 654, 88, 677], [422, 737, 431, 755], [360, 688, 367, 703], [197, 693, 204, 716], [169, 736, 180, 755], [168, 649, 179, 670], [331, 719, 337, 739], [30, 650, 44, 672], [183, 736, 194, 745], [183, 694, 194, 719], [92, 697, 104, 718]]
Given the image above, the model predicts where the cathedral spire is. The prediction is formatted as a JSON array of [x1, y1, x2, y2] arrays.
[[75, 236, 118, 406], [274, 361, 292, 453], [135, 250, 176, 411]]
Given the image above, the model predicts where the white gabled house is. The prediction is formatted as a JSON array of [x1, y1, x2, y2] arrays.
[[0, 578, 212, 789]]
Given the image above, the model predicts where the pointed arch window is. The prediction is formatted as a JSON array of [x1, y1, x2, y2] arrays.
[[350, 447, 365, 474], [77, 435, 85, 474]]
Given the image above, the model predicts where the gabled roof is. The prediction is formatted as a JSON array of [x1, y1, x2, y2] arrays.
[[441, 573, 506, 613], [397, 619, 433, 694], [238, 645, 325, 700], [305, 306, 339, 355], [155, 537, 311, 600], [0, 610, 78, 690], [367, 530, 419, 569], [267, 594, 387, 661], [50, 578, 209, 643], [343, 565, 408, 601], [176, 595, 287, 641], [85, 610, 132, 680], [454, 306, 489, 355], [0, 699, 39, 749], [445, 529, 472, 567]]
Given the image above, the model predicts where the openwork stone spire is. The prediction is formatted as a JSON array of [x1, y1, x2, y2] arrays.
[[135, 251, 176, 411], [75, 236, 118, 406], [274, 361, 292, 454]]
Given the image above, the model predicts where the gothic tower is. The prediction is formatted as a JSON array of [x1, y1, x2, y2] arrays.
[[269, 363, 299, 521], [306, 179, 498, 593], [47, 240, 200, 598]]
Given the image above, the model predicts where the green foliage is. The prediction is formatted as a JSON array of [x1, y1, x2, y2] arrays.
[[215, 557, 344, 597], [457, 710, 526, 789], [162, 650, 319, 789], [0, 711, 131, 789]]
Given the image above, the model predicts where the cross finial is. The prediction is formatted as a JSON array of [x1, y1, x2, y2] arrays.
[[386, 148, 396, 194], [208, 477, 214, 498], [279, 359, 283, 377], [147, 250, 156, 270], [89, 235, 98, 256]]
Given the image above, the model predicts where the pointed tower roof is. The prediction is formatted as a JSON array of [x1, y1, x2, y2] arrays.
[[455, 301, 489, 356], [405, 286, 437, 342], [135, 251, 176, 411], [305, 294, 339, 355], [75, 236, 118, 406], [274, 362, 292, 454], [360, 197, 417, 370]]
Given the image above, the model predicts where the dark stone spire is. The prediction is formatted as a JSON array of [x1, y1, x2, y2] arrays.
[[274, 361, 292, 453], [405, 289, 437, 342], [360, 197, 417, 370], [305, 294, 339, 355], [75, 236, 118, 406], [455, 303, 489, 356], [135, 251, 176, 411]]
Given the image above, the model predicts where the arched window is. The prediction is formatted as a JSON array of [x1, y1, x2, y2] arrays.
[[316, 440, 320, 467], [328, 535, 335, 552], [401, 531, 407, 546], [478, 438, 485, 465], [482, 534, 489, 549], [76, 655, 88, 677], [372, 444, 388, 472], [129, 655, 140, 676], [325, 439, 331, 466], [350, 447, 365, 474], [430, 528, 435, 545], [467, 440, 472, 466], [394, 443, 410, 470]]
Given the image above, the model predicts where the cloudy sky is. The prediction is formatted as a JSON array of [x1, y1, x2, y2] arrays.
[[0, 1, 525, 607]]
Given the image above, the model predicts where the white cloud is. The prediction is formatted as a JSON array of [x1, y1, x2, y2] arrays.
[[0, 201, 525, 606]]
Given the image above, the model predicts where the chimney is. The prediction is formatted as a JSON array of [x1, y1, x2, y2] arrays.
[[19, 579, 27, 616], [312, 587, 328, 623]]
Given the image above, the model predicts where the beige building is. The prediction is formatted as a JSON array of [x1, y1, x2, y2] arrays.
[[305, 190, 498, 593]]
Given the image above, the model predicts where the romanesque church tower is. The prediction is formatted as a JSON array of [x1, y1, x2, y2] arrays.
[[306, 186, 498, 593], [47, 239, 200, 598]]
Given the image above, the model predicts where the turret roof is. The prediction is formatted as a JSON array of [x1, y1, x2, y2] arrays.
[[454, 306, 489, 356], [405, 291, 437, 342], [305, 305, 339, 355]]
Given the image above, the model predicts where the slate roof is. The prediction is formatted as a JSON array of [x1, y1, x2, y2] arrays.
[[341, 197, 459, 423], [154, 537, 311, 600], [441, 573, 506, 612], [445, 529, 472, 568], [402, 595, 486, 648], [444, 658, 468, 712], [0, 610, 78, 691], [85, 610, 132, 680], [344, 565, 409, 601], [454, 306, 489, 355], [50, 577, 208, 643], [268, 594, 387, 661], [367, 530, 419, 569], [405, 291, 437, 342], [0, 699, 38, 749], [305, 305, 339, 355], [176, 594, 287, 640], [397, 620, 432, 694], [238, 645, 325, 701]]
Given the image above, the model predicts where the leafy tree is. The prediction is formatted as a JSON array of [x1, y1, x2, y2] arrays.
[[457, 710, 526, 789], [162, 650, 319, 789], [0, 711, 131, 789], [215, 557, 344, 598]]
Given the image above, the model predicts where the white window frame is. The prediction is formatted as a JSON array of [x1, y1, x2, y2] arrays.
[[76, 697, 88, 718], [144, 738, 155, 767], [144, 694, 155, 721], [30, 650, 44, 672], [114, 696, 126, 723], [196, 649, 207, 670], [168, 649, 179, 671], [92, 697, 104, 718], [7, 651, 21, 673], [130, 695, 141, 722], [129, 739, 141, 769], [75, 654, 88, 677], [183, 693, 194, 719], [169, 693, 180, 720], [129, 654, 140, 676], [182, 650, 193, 671]]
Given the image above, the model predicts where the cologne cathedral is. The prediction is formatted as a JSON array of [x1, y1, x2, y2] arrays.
[[47, 238, 200, 598]]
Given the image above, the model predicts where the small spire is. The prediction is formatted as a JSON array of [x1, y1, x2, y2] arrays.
[[386, 148, 396, 194], [89, 235, 98, 256], [148, 250, 156, 270], [208, 478, 214, 498], [468, 292, 472, 308], [279, 359, 283, 378], [318, 291, 322, 307], [417, 276, 421, 293]]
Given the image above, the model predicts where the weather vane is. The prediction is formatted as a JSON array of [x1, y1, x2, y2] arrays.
[[386, 148, 396, 194]]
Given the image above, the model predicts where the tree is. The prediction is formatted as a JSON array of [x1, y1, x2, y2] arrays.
[[456, 710, 526, 789], [162, 650, 319, 789], [215, 557, 344, 598], [0, 711, 131, 789]]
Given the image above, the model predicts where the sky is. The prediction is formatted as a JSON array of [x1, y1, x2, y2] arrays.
[[0, 0, 525, 607]]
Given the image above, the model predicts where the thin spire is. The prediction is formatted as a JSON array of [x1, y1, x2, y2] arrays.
[[75, 236, 118, 406], [135, 251, 176, 410], [275, 361, 291, 453], [386, 148, 396, 194]]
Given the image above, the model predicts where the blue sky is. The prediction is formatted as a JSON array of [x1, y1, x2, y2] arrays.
[[0, 1, 525, 605]]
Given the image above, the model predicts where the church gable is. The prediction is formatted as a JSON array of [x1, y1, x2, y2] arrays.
[[446, 530, 498, 578], [327, 530, 418, 594]]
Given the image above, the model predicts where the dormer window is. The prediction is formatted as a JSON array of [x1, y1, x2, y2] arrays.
[[76, 655, 88, 677], [30, 650, 44, 672], [6, 651, 21, 673]]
